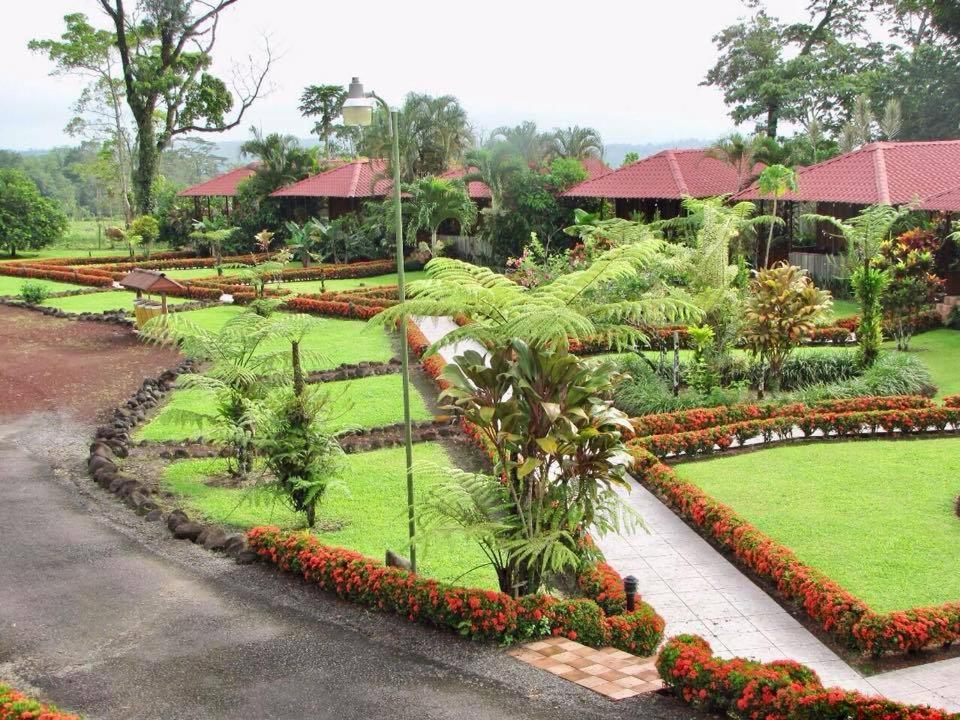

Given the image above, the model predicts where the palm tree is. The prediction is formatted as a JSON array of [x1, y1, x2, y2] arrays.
[[403, 177, 478, 257], [490, 121, 551, 167], [705, 133, 760, 191], [547, 126, 604, 160], [757, 164, 798, 268], [373, 244, 699, 352], [298, 84, 347, 160], [240, 127, 317, 192], [463, 143, 525, 215]]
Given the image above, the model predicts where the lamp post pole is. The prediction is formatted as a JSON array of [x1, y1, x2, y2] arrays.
[[345, 79, 416, 573]]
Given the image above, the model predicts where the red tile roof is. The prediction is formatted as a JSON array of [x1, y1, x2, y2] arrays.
[[580, 156, 612, 181], [733, 140, 960, 205], [921, 184, 960, 212], [438, 167, 492, 199], [562, 149, 755, 200], [271, 159, 391, 198], [178, 163, 259, 197]]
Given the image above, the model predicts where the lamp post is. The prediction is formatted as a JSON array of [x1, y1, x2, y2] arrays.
[[342, 77, 416, 573]]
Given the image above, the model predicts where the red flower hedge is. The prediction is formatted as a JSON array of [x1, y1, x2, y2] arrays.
[[0, 683, 80, 720], [246, 526, 665, 654], [945, 394, 960, 409], [657, 635, 958, 719], [629, 403, 960, 656], [285, 296, 385, 320]]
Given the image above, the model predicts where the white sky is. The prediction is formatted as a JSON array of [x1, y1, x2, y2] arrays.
[[3, 0, 817, 151]]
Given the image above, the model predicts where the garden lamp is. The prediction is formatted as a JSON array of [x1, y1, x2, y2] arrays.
[[343, 76, 416, 574]]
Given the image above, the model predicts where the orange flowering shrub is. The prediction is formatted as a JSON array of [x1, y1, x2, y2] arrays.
[[657, 635, 958, 719], [0, 683, 80, 720], [246, 526, 664, 653]]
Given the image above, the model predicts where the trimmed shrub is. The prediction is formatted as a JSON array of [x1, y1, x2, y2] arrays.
[[18, 281, 51, 304], [657, 635, 956, 720], [0, 682, 80, 720]]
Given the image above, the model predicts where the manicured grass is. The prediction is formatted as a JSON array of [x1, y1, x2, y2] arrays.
[[277, 270, 427, 295], [163, 443, 496, 587], [827, 298, 859, 320], [885, 328, 960, 399], [0, 275, 86, 296], [676, 437, 960, 612], [43, 291, 191, 314], [168, 305, 394, 369], [136, 373, 432, 442]]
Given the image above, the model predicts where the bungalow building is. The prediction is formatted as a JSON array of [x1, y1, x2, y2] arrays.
[[177, 162, 259, 217], [269, 158, 391, 221], [562, 149, 757, 219]]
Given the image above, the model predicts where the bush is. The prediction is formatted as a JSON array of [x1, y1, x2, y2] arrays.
[[613, 355, 745, 416], [0, 682, 80, 720], [948, 305, 960, 330], [18, 280, 51, 304], [657, 635, 957, 720]]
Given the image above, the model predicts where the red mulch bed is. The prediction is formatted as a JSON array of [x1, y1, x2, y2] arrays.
[[0, 306, 181, 421]]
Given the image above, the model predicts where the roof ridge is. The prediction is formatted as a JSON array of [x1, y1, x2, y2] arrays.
[[873, 144, 891, 204], [664, 150, 690, 195], [348, 160, 364, 197]]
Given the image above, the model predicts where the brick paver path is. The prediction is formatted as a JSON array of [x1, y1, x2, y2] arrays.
[[415, 316, 960, 712]]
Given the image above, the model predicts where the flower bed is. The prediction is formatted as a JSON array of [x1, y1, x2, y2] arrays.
[[247, 526, 664, 653], [0, 682, 80, 720], [628, 402, 960, 656], [656, 635, 957, 719], [945, 394, 960, 409]]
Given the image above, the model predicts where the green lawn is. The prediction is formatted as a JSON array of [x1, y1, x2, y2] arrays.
[[169, 305, 394, 369], [277, 270, 427, 295], [163, 443, 496, 587], [160, 267, 223, 280], [43, 291, 191, 314], [0, 275, 87, 296], [676, 437, 960, 612], [136, 373, 432, 442], [827, 298, 859, 321], [884, 328, 960, 399], [0, 247, 128, 263]]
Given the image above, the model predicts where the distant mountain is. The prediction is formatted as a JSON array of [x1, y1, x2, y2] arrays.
[[604, 139, 712, 168]]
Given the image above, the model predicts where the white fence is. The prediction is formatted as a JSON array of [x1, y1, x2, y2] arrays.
[[439, 234, 492, 263]]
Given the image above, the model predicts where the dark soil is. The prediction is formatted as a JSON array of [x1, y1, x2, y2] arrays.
[[0, 305, 181, 421]]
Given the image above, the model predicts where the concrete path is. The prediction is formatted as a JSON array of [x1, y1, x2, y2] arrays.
[[415, 316, 960, 713], [0, 412, 688, 720]]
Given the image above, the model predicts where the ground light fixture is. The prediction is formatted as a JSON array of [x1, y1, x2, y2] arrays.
[[342, 76, 417, 574]]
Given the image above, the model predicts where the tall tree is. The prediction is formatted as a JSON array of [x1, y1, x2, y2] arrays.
[[462, 143, 524, 215], [0, 169, 68, 257], [757, 164, 798, 267], [30, 13, 134, 225], [240, 127, 317, 194], [298, 84, 347, 160], [37, 2, 273, 214], [490, 121, 551, 167], [402, 177, 477, 257]]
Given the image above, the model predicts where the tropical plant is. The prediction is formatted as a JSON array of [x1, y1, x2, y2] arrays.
[[253, 314, 343, 527], [546, 126, 604, 160], [622, 152, 640, 166], [757, 164, 798, 268], [875, 228, 943, 350], [805, 204, 914, 365], [705, 132, 760, 190], [140, 311, 294, 475], [374, 246, 699, 352], [0, 169, 68, 257], [421, 340, 638, 596], [240, 127, 318, 194], [129, 214, 159, 259], [490, 121, 551, 167], [242, 247, 291, 302], [189, 220, 238, 276], [463, 143, 524, 215], [285, 218, 331, 268], [401, 176, 477, 257], [743, 263, 832, 394]]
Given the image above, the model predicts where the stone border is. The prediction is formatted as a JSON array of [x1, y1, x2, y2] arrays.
[[85, 357, 258, 564]]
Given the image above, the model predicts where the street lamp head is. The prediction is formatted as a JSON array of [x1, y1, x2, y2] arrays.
[[342, 76, 374, 126]]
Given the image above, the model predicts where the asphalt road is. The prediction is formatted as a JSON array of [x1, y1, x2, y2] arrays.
[[0, 412, 697, 720]]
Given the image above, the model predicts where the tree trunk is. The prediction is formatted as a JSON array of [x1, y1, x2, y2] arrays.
[[764, 199, 778, 268], [765, 105, 779, 139], [292, 340, 305, 398], [133, 119, 159, 215]]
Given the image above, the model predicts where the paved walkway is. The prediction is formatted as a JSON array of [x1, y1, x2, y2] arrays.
[[415, 316, 960, 713]]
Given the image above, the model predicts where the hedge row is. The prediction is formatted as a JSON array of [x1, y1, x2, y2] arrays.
[[656, 635, 957, 720], [945, 394, 960, 409], [0, 264, 114, 287], [632, 405, 960, 460], [630, 396, 933, 437], [629, 405, 960, 656], [284, 296, 384, 320], [0, 682, 80, 720], [247, 526, 665, 654]]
